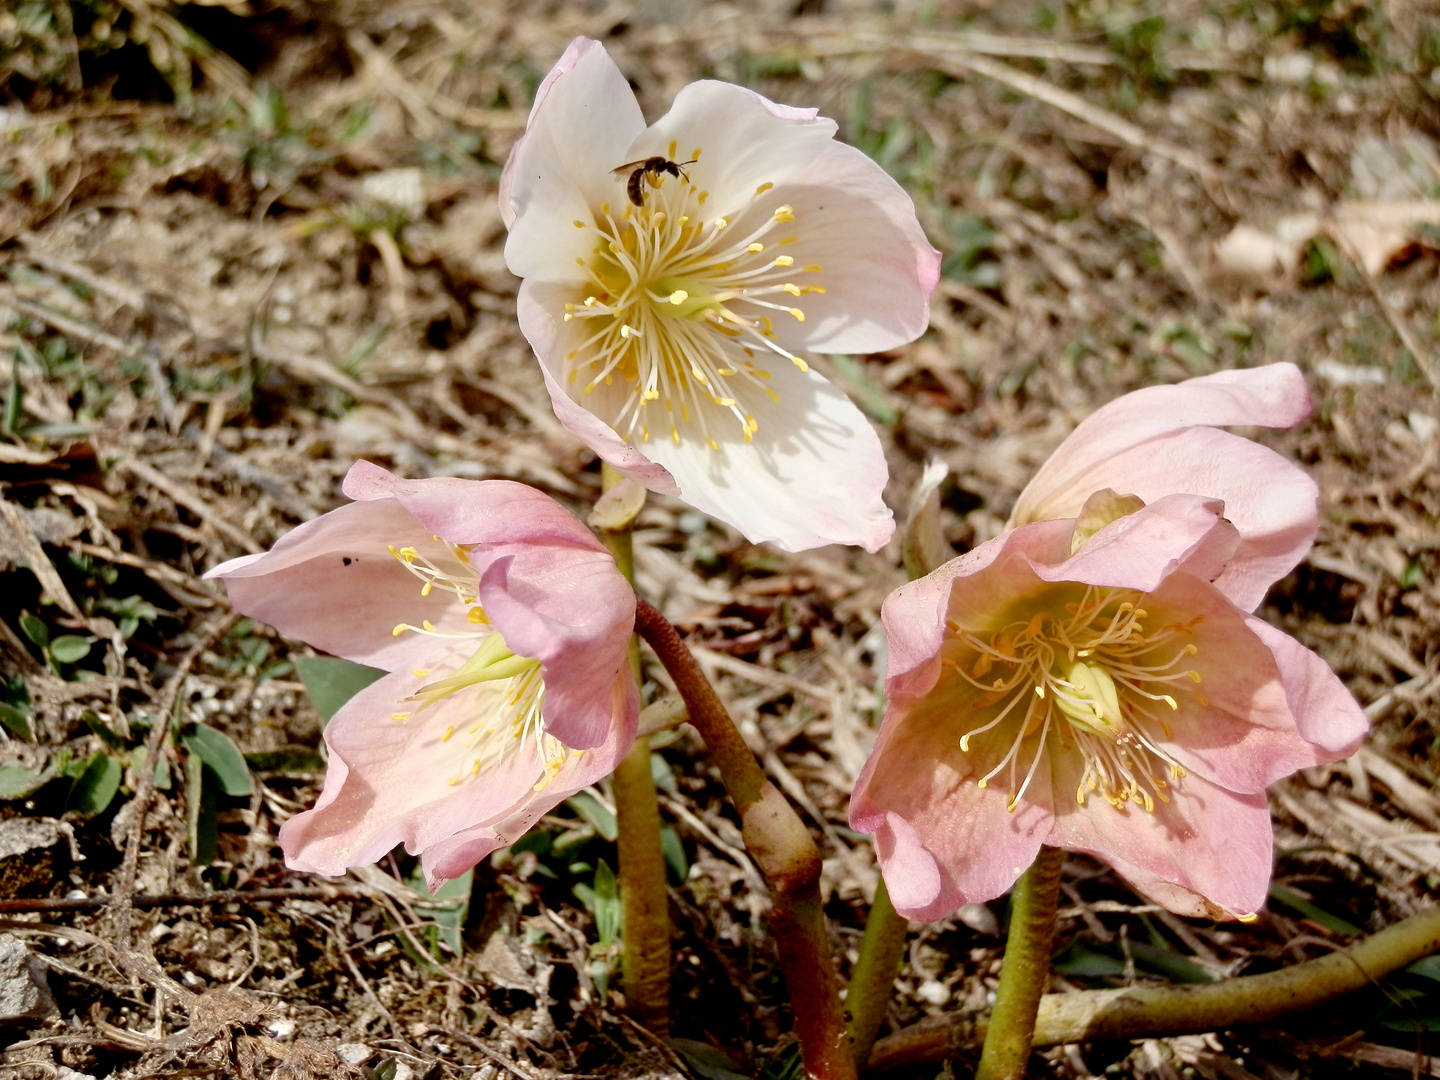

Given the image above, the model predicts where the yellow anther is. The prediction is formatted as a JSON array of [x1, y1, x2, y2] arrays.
[[422, 620, 437, 632], [668, 290, 689, 305], [391, 712, 410, 721], [572, 219, 586, 228], [412, 668, 430, 677], [746, 242, 764, 253], [755, 181, 774, 194], [713, 216, 728, 229], [773, 205, 795, 223], [773, 255, 794, 267], [441, 726, 454, 741], [788, 308, 805, 321], [782, 283, 802, 296], [804, 263, 823, 272], [392, 623, 409, 637]]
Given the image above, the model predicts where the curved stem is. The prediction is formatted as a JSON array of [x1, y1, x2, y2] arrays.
[[846, 877, 910, 1071], [634, 598, 857, 1080], [976, 846, 1065, 1080], [599, 466, 671, 1035], [867, 904, 1440, 1074]]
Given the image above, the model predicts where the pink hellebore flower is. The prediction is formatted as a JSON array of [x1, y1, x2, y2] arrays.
[[206, 462, 638, 886], [851, 365, 1368, 921], [499, 37, 941, 553]]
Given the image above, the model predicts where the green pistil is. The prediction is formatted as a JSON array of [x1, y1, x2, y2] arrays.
[[411, 632, 540, 708]]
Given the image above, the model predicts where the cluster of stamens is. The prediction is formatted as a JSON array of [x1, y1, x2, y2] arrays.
[[386, 542, 577, 792], [944, 586, 1205, 815], [561, 141, 826, 450]]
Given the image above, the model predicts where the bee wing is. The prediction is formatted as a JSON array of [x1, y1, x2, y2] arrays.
[[610, 160, 647, 177]]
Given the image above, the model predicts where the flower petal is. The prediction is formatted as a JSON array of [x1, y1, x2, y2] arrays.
[[756, 143, 941, 355], [205, 499, 467, 670], [478, 555, 634, 749], [501, 38, 646, 277], [517, 279, 682, 495], [1039, 493, 1239, 595], [852, 686, 1053, 920], [279, 669, 559, 875], [1245, 614, 1370, 756], [421, 674, 639, 886], [633, 357, 895, 550], [638, 80, 837, 220], [1047, 768, 1275, 918], [1009, 363, 1317, 610]]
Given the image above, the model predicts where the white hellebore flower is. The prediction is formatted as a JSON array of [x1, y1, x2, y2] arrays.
[[500, 37, 941, 552]]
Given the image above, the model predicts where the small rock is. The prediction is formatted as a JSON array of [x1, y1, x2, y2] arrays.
[[336, 1043, 373, 1066], [957, 903, 1000, 936], [916, 979, 949, 1006], [57, 1069, 98, 1080], [0, 933, 56, 1023]]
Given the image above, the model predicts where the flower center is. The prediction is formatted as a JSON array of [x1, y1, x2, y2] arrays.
[[561, 141, 826, 450], [386, 543, 577, 791], [945, 586, 1206, 814]]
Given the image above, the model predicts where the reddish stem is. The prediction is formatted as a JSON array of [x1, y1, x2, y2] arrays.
[[634, 599, 856, 1080]]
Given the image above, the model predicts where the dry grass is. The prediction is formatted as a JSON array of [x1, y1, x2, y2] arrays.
[[2, 1, 1440, 1077]]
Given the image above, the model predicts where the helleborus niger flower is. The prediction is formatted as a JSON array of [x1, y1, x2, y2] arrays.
[[499, 37, 941, 553], [851, 365, 1368, 921], [206, 461, 638, 886]]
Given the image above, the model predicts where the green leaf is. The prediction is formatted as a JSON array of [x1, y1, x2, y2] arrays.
[[244, 746, 324, 773], [18, 612, 48, 649], [668, 1040, 751, 1080], [1128, 941, 1217, 984], [566, 792, 617, 842], [1406, 956, 1440, 982], [129, 745, 170, 790], [650, 752, 678, 795], [185, 750, 219, 866], [0, 701, 32, 741], [48, 635, 92, 665], [295, 655, 387, 723], [67, 753, 122, 816], [1268, 882, 1365, 936], [592, 858, 619, 947], [180, 724, 253, 797], [83, 711, 124, 750], [1052, 939, 1126, 978], [660, 822, 688, 884], [0, 761, 55, 799], [414, 868, 474, 958]]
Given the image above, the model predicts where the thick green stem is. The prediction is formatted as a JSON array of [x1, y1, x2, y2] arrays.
[[634, 599, 857, 1080], [846, 877, 910, 1070], [867, 903, 1440, 1074], [976, 846, 1065, 1080], [599, 466, 671, 1034]]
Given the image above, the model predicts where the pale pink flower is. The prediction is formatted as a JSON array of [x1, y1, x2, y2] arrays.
[[851, 366, 1368, 921], [499, 37, 941, 553], [206, 461, 638, 885]]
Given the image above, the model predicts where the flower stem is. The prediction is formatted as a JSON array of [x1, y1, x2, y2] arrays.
[[867, 903, 1440, 1074], [976, 845, 1065, 1080], [634, 598, 857, 1080], [846, 876, 910, 1071], [599, 466, 671, 1035]]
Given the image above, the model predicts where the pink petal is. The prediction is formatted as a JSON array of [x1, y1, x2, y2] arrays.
[[501, 38, 646, 278], [851, 687, 1052, 919], [279, 669, 559, 874], [1046, 769, 1275, 918], [1132, 573, 1346, 793], [1012, 364, 1312, 538], [1245, 615, 1369, 756], [1040, 493, 1238, 594], [422, 674, 639, 885], [478, 556, 634, 749], [205, 499, 469, 671], [1020, 428, 1317, 612]]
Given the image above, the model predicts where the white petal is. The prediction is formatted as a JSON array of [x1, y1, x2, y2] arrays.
[[503, 40, 646, 280], [638, 80, 838, 220], [641, 359, 895, 551]]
